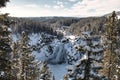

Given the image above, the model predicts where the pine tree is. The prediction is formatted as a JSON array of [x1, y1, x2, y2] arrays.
[[11, 41, 22, 80], [20, 31, 40, 80], [0, 0, 9, 8], [66, 32, 105, 80], [115, 49, 120, 80], [0, 19, 12, 79], [101, 11, 119, 80], [39, 61, 55, 80]]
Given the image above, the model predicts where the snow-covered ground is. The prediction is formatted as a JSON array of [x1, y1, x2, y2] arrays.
[[30, 33, 78, 80], [12, 30, 105, 80], [118, 15, 120, 19], [13, 27, 101, 80], [49, 64, 68, 80], [12, 32, 79, 80]]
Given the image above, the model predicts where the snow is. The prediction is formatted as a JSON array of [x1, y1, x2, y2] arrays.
[[33, 51, 47, 61], [81, 52, 88, 61], [49, 64, 68, 80], [12, 34, 20, 42], [47, 43, 67, 64], [29, 33, 41, 45], [66, 35, 76, 40], [118, 66, 120, 69], [12, 28, 105, 80], [92, 41, 99, 46], [0, 71, 4, 76], [56, 29, 66, 35], [12, 31, 81, 80], [8, 28, 12, 32], [113, 75, 118, 79], [66, 65, 75, 70], [84, 45, 91, 51], [78, 40, 87, 46], [81, 31, 91, 37], [118, 16, 120, 19], [92, 48, 103, 53]]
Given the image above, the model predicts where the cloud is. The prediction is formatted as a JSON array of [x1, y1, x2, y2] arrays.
[[0, 4, 54, 17], [44, 4, 51, 8], [1, 0, 120, 17], [65, 0, 120, 17], [24, 4, 39, 8], [53, 1, 64, 9], [68, 0, 78, 2], [0, 3, 66, 17]]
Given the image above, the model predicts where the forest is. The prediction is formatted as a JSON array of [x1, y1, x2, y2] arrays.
[[0, 0, 120, 80]]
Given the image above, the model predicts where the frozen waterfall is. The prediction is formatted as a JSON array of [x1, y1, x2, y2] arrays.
[[47, 43, 67, 64]]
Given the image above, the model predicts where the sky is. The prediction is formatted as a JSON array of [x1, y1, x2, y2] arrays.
[[0, 0, 120, 17]]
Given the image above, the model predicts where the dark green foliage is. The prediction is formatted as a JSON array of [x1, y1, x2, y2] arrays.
[[0, 15, 12, 79], [10, 16, 107, 36], [101, 11, 120, 80], [68, 17, 106, 35], [0, 1, 42, 80], [39, 61, 55, 80], [0, 0, 9, 7], [66, 32, 105, 80], [11, 42, 21, 80], [20, 32, 40, 80], [106, 11, 119, 80], [10, 17, 63, 37]]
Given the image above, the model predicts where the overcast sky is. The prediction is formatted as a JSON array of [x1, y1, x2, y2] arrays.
[[0, 0, 120, 17]]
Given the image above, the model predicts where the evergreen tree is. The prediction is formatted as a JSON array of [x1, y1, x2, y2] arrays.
[[0, 0, 9, 8], [115, 49, 120, 80], [66, 32, 105, 80], [101, 11, 119, 80], [39, 61, 55, 80], [0, 19, 12, 79], [11, 41, 22, 80], [20, 31, 40, 80]]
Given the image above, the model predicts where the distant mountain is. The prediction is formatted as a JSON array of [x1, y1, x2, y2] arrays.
[[10, 11, 120, 36]]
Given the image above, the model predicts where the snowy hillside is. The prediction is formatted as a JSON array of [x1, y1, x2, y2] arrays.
[[12, 30, 104, 80], [12, 31, 79, 80], [0, 0, 119, 79], [12, 29, 80, 78], [11, 12, 120, 79]]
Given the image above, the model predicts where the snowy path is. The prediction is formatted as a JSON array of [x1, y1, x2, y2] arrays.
[[49, 64, 68, 80]]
